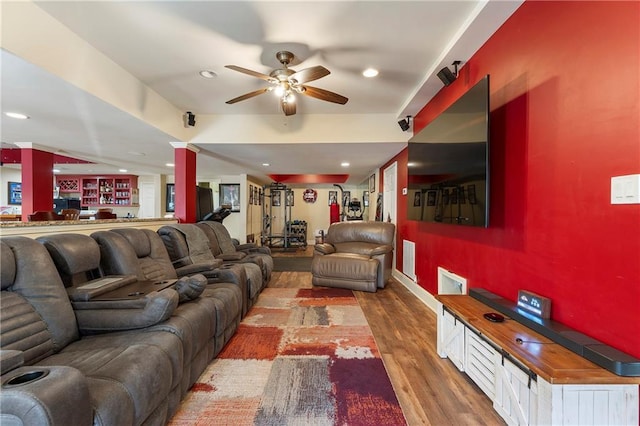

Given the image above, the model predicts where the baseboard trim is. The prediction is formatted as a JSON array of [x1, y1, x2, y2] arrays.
[[391, 270, 438, 313]]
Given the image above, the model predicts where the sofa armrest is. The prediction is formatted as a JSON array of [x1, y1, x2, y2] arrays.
[[215, 252, 246, 261], [369, 244, 394, 256], [314, 243, 336, 255], [71, 289, 179, 334], [1, 366, 93, 425], [236, 244, 271, 255], [0, 350, 24, 376], [175, 260, 223, 277]]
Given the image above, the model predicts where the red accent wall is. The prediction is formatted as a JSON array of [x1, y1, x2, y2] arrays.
[[395, 1, 640, 358]]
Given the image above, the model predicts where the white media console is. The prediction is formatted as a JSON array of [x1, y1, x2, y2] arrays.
[[436, 295, 639, 425]]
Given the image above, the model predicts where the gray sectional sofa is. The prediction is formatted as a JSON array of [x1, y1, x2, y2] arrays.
[[0, 222, 272, 425]]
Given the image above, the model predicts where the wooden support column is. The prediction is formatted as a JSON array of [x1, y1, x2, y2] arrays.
[[15, 143, 54, 221], [170, 142, 199, 223]]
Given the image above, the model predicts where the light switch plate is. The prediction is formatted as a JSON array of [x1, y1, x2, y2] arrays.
[[611, 174, 640, 204], [402, 187, 408, 195]]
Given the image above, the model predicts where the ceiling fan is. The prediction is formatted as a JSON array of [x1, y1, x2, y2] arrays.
[[225, 51, 348, 116]]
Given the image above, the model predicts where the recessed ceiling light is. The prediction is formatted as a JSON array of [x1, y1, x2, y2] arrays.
[[5, 112, 30, 119], [199, 70, 217, 79], [407, 162, 416, 167], [362, 68, 379, 78], [119, 169, 127, 173], [52, 169, 60, 173], [341, 162, 350, 167], [166, 163, 175, 167], [262, 163, 270, 167]]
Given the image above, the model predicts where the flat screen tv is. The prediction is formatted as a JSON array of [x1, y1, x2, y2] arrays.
[[407, 75, 490, 227]]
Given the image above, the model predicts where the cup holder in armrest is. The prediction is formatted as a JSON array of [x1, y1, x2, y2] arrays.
[[2, 369, 49, 387]]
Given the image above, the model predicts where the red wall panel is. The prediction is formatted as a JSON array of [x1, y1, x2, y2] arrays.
[[174, 147, 197, 223], [396, 1, 640, 357]]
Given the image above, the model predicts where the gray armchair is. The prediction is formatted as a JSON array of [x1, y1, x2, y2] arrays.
[[312, 221, 395, 291]]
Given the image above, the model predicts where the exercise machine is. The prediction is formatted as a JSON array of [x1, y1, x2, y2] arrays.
[[261, 183, 307, 249]]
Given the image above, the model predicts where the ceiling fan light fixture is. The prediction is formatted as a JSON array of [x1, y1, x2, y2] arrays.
[[274, 84, 286, 97], [199, 70, 216, 79], [225, 50, 348, 116]]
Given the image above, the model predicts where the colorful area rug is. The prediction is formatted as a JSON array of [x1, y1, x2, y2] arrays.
[[169, 287, 407, 425]]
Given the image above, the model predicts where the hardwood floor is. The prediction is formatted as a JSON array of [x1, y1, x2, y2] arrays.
[[270, 248, 505, 425]]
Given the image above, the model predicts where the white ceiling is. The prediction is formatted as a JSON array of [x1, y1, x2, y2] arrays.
[[0, 1, 522, 184]]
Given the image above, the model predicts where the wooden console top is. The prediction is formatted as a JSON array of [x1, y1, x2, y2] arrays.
[[437, 294, 640, 385]]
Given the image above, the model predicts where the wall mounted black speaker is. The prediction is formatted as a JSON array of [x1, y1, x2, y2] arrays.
[[184, 111, 196, 127], [398, 117, 411, 131], [437, 67, 457, 86]]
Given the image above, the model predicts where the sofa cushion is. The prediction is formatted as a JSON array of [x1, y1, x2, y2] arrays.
[[37, 234, 101, 287], [311, 253, 378, 293], [38, 329, 183, 426], [0, 237, 79, 352], [0, 242, 15, 289], [326, 221, 395, 246]]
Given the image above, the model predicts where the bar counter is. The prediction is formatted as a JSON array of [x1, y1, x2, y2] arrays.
[[0, 218, 178, 239]]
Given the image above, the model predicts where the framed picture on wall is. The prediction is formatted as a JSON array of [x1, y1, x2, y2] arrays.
[[467, 184, 477, 205], [8, 182, 21, 205], [369, 174, 376, 193], [413, 191, 421, 207], [272, 190, 281, 206], [258, 188, 262, 205], [328, 190, 338, 205], [249, 185, 254, 205], [219, 183, 240, 212], [286, 190, 294, 206], [254, 186, 259, 205], [165, 183, 175, 212], [342, 191, 351, 206], [427, 190, 437, 206]]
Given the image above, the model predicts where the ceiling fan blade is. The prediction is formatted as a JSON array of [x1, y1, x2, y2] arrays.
[[289, 65, 330, 84], [301, 85, 348, 105], [225, 65, 274, 82], [225, 88, 269, 104], [281, 99, 296, 116]]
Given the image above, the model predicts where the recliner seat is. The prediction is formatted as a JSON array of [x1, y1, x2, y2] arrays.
[[312, 221, 395, 292], [197, 221, 273, 283], [158, 224, 260, 314], [0, 236, 185, 425], [91, 228, 243, 357]]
